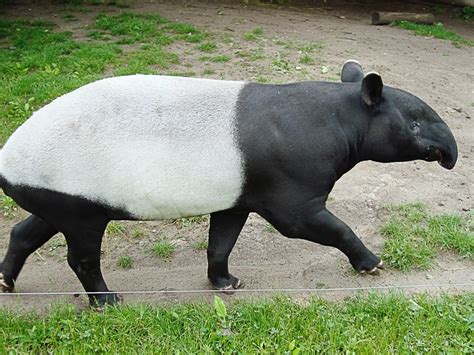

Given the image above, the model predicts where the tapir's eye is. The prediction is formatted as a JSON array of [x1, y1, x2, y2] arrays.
[[410, 121, 420, 130]]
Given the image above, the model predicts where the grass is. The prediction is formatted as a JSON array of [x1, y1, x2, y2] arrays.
[[151, 237, 175, 260], [381, 203, 473, 271], [0, 15, 207, 144], [457, 6, 474, 21], [192, 238, 208, 251], [243, 27, 264, 41], [393, 21, 473, 47], [174, 215, 209, 228], [105, 221, 126, 236], [198, 41, 217, 52], [117, 255, 133, 269], [299, 54, 314, 65], [0, 293, 472, 352], [0, 194, 18, 218], [236, 48, 265, 61]]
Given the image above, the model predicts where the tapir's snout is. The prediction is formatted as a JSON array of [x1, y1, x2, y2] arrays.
[[424, 122, 458, 170]]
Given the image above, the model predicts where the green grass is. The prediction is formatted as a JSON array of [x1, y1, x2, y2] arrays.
[[393, 21, 473, 47], [457, 6, 474, 21], [0, 194, 18, 218], [198, 41, 217, 52], [381, 203, 473, 271], [299, 54, 314, 65], [192, 238, 208, 251], [243, 27, 264, 41], [105, 221, 126, 236], [174, 215, 209, 228], [117, 255, 133, 269], [0, 15, 207, 144], [151, 237, 175, 260], [0, 294, 472, 352], [236, 48, 265, 61]]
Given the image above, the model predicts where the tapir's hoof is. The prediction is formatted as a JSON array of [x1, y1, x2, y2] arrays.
[[90, 292, 123, 310], [210, 275, 243, 294], [0, 272, 14, 293], [359, 260, 384, 276]]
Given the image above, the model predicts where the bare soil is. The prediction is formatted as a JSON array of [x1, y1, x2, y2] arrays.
[[1, 1, 473, 311]]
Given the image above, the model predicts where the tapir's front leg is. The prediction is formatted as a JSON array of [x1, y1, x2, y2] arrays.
[[207, 209, 249, 290], [267, 206, 383, 274]]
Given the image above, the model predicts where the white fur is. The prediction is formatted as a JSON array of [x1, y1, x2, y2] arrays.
[[0, 75, 247, 219]]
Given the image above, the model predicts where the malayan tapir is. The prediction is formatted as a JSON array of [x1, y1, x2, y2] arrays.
[[0, 60, 458, 306]]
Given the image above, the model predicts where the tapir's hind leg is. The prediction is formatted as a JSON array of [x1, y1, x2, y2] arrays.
[[62, 220, 122, 308], [1, 215, 58, 292], [207, 209, 249, 290]]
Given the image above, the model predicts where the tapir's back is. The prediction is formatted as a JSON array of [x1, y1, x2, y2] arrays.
[[0, 75, 246, 219]]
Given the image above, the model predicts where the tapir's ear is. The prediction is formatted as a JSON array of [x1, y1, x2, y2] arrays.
[[341, 59, 364, 83], [361, 72, 383, 107]]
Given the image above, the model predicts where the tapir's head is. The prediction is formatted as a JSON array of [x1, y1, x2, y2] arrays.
[[342, 60, 458, 169]]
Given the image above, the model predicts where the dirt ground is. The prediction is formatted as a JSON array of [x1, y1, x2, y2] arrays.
[[0, 1, 473, 311]]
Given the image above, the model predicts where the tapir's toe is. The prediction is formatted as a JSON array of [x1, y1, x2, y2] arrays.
[[359, 259, 385, 276], [0, 272, 14, 293], [212, 275, 244, 295], [90, 292, 123, 310]]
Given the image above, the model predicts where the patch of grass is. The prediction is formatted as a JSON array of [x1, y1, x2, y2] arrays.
[[0, 19, 122, 143], [393, 21, 473, 47], [202, 68, 216, 75], [117, 255, 133, 269], [381, 203, 473, 271], [192, 238, 208, 251], [164, 22, 206, 43], [131, 228, 144, 238], [236, 48, 265, 61], [199, 55, 230, 63], [95, 13, 171, 44], [62, 14, 78, 22], [0, 294, 472, 352], [0, 194, 18, 218], [272, 57, 291, 74], [264, 223, 277, 234], [151, 237, 175, 260], [198, 41, 217, 52], [174, 215, 209, 228], [113, 45, 179, 76], [457, 6, 474, 21], [243, 27, 264, 41], [105, 221, 126, 236], [299, 54, 314, 65], [256, 76, 269, 83]]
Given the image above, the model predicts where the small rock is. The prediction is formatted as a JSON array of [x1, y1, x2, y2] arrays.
[[425, 274, 433, 280]]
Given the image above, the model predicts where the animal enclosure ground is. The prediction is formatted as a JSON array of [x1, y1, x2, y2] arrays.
[[0, 1, 473, 313]]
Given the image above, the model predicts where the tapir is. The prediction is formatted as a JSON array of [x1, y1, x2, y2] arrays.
[[0, 60, 458, 306]]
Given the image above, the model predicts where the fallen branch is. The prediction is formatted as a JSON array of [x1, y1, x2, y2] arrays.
[[371, 12, 435, 25]]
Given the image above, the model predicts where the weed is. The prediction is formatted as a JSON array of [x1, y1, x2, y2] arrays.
[[202, 68, 216, 75], [381, 203, 473, 270], [264, 223, 277, 233], [236, 48, 265, 61], [210, 55, 230, 63], [272, 57, 291, 73], [193, 238, 208, 250], [299, 54, 314, 65], [151, 237, 175, 260], [117, 255, 133, 269], [106, 221, 126, 236], [256, 76, 269, 83], [198, 42, 217, 52], [62, 14, 78, 22], [0, 194, 18, 218], [457, 6, 474, 21], [132, 228, 144, 238], [243, 27, 264, 41], [393, 21, 473, 47], [174, 215, 209, 228]]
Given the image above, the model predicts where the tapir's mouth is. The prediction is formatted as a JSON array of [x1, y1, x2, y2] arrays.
[[425, 147, 456, 170]]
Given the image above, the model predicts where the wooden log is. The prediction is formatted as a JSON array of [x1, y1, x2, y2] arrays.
[[371, 12, 435, 26]]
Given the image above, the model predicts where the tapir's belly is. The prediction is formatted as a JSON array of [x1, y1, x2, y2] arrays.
[[0, 75, 246, 219]]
